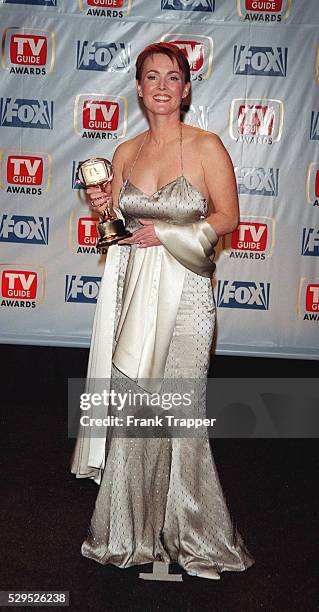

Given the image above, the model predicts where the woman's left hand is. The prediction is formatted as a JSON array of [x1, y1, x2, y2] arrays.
[[117, 218, 162, 248]]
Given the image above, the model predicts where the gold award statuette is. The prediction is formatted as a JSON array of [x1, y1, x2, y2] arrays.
[[77, 157, 132, 248]]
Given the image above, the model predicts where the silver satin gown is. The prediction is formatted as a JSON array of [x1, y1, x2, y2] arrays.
[[80, 137, 255, 576]]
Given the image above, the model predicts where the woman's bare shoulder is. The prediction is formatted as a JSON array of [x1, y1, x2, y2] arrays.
[[183, 123, 224, 155], [113, 131, 148, 162]]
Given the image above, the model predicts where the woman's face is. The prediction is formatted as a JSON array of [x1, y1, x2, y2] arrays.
[[137, 53, 190, 116]]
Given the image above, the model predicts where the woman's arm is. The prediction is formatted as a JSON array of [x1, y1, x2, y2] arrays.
[[109, 143, 126, 209], [200, 133, 239, 237]]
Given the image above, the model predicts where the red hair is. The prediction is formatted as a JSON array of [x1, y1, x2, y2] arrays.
[[135, 42, 191, 84]]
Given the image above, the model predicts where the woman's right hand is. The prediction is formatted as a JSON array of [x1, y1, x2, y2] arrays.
[[87, 182, 113, 216]]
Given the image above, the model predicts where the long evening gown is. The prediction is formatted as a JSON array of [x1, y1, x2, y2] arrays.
[[72, 129, 255, 576]]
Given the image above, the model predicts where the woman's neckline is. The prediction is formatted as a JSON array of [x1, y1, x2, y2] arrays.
[[124, 174, 208, 203]]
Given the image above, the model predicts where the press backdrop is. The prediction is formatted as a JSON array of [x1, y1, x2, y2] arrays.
[[0, 0, 318, 359]]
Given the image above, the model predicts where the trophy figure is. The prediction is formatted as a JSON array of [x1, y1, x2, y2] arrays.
[[77, 157, 132, 248]]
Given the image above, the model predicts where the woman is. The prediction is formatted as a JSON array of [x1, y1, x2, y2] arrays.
[[71, 42, 255, 580]]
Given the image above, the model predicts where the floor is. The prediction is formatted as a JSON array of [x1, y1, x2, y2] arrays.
[[1, 344, 318, 611]]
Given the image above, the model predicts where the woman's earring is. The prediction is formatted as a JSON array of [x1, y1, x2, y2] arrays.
[[138, 90, 143, 97]]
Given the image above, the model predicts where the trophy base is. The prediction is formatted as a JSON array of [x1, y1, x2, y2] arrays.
[[97, 230, 132, 249]]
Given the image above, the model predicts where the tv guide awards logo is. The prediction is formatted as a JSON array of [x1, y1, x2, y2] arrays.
[[306, 163, 319, 207], [223, 217, 274, 260], [235, 167, 279, 197], [1, 28, 55, 75], [65, 275, 101, 304], [0, 264, 45, 309], [301, 228, 319, 257], [69, 208, 107, 255], [233, 45, 288, 77], [74, 94, 127, 140], [0, 150, 52, 195], [310, 112, 319, 141], [1, 0, 57, 5], [76, 41, 130, 72], [0, 98, 53, 130], [161, 34, 213, 82], [0, 214, 49, 245], [237, 0, 292, 22], [298, 279, 319, 322], [217, 280, 270, 310], [78, 0, 132, 18], [161, 0, 214, 12], [229, 98, 283, 145]]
